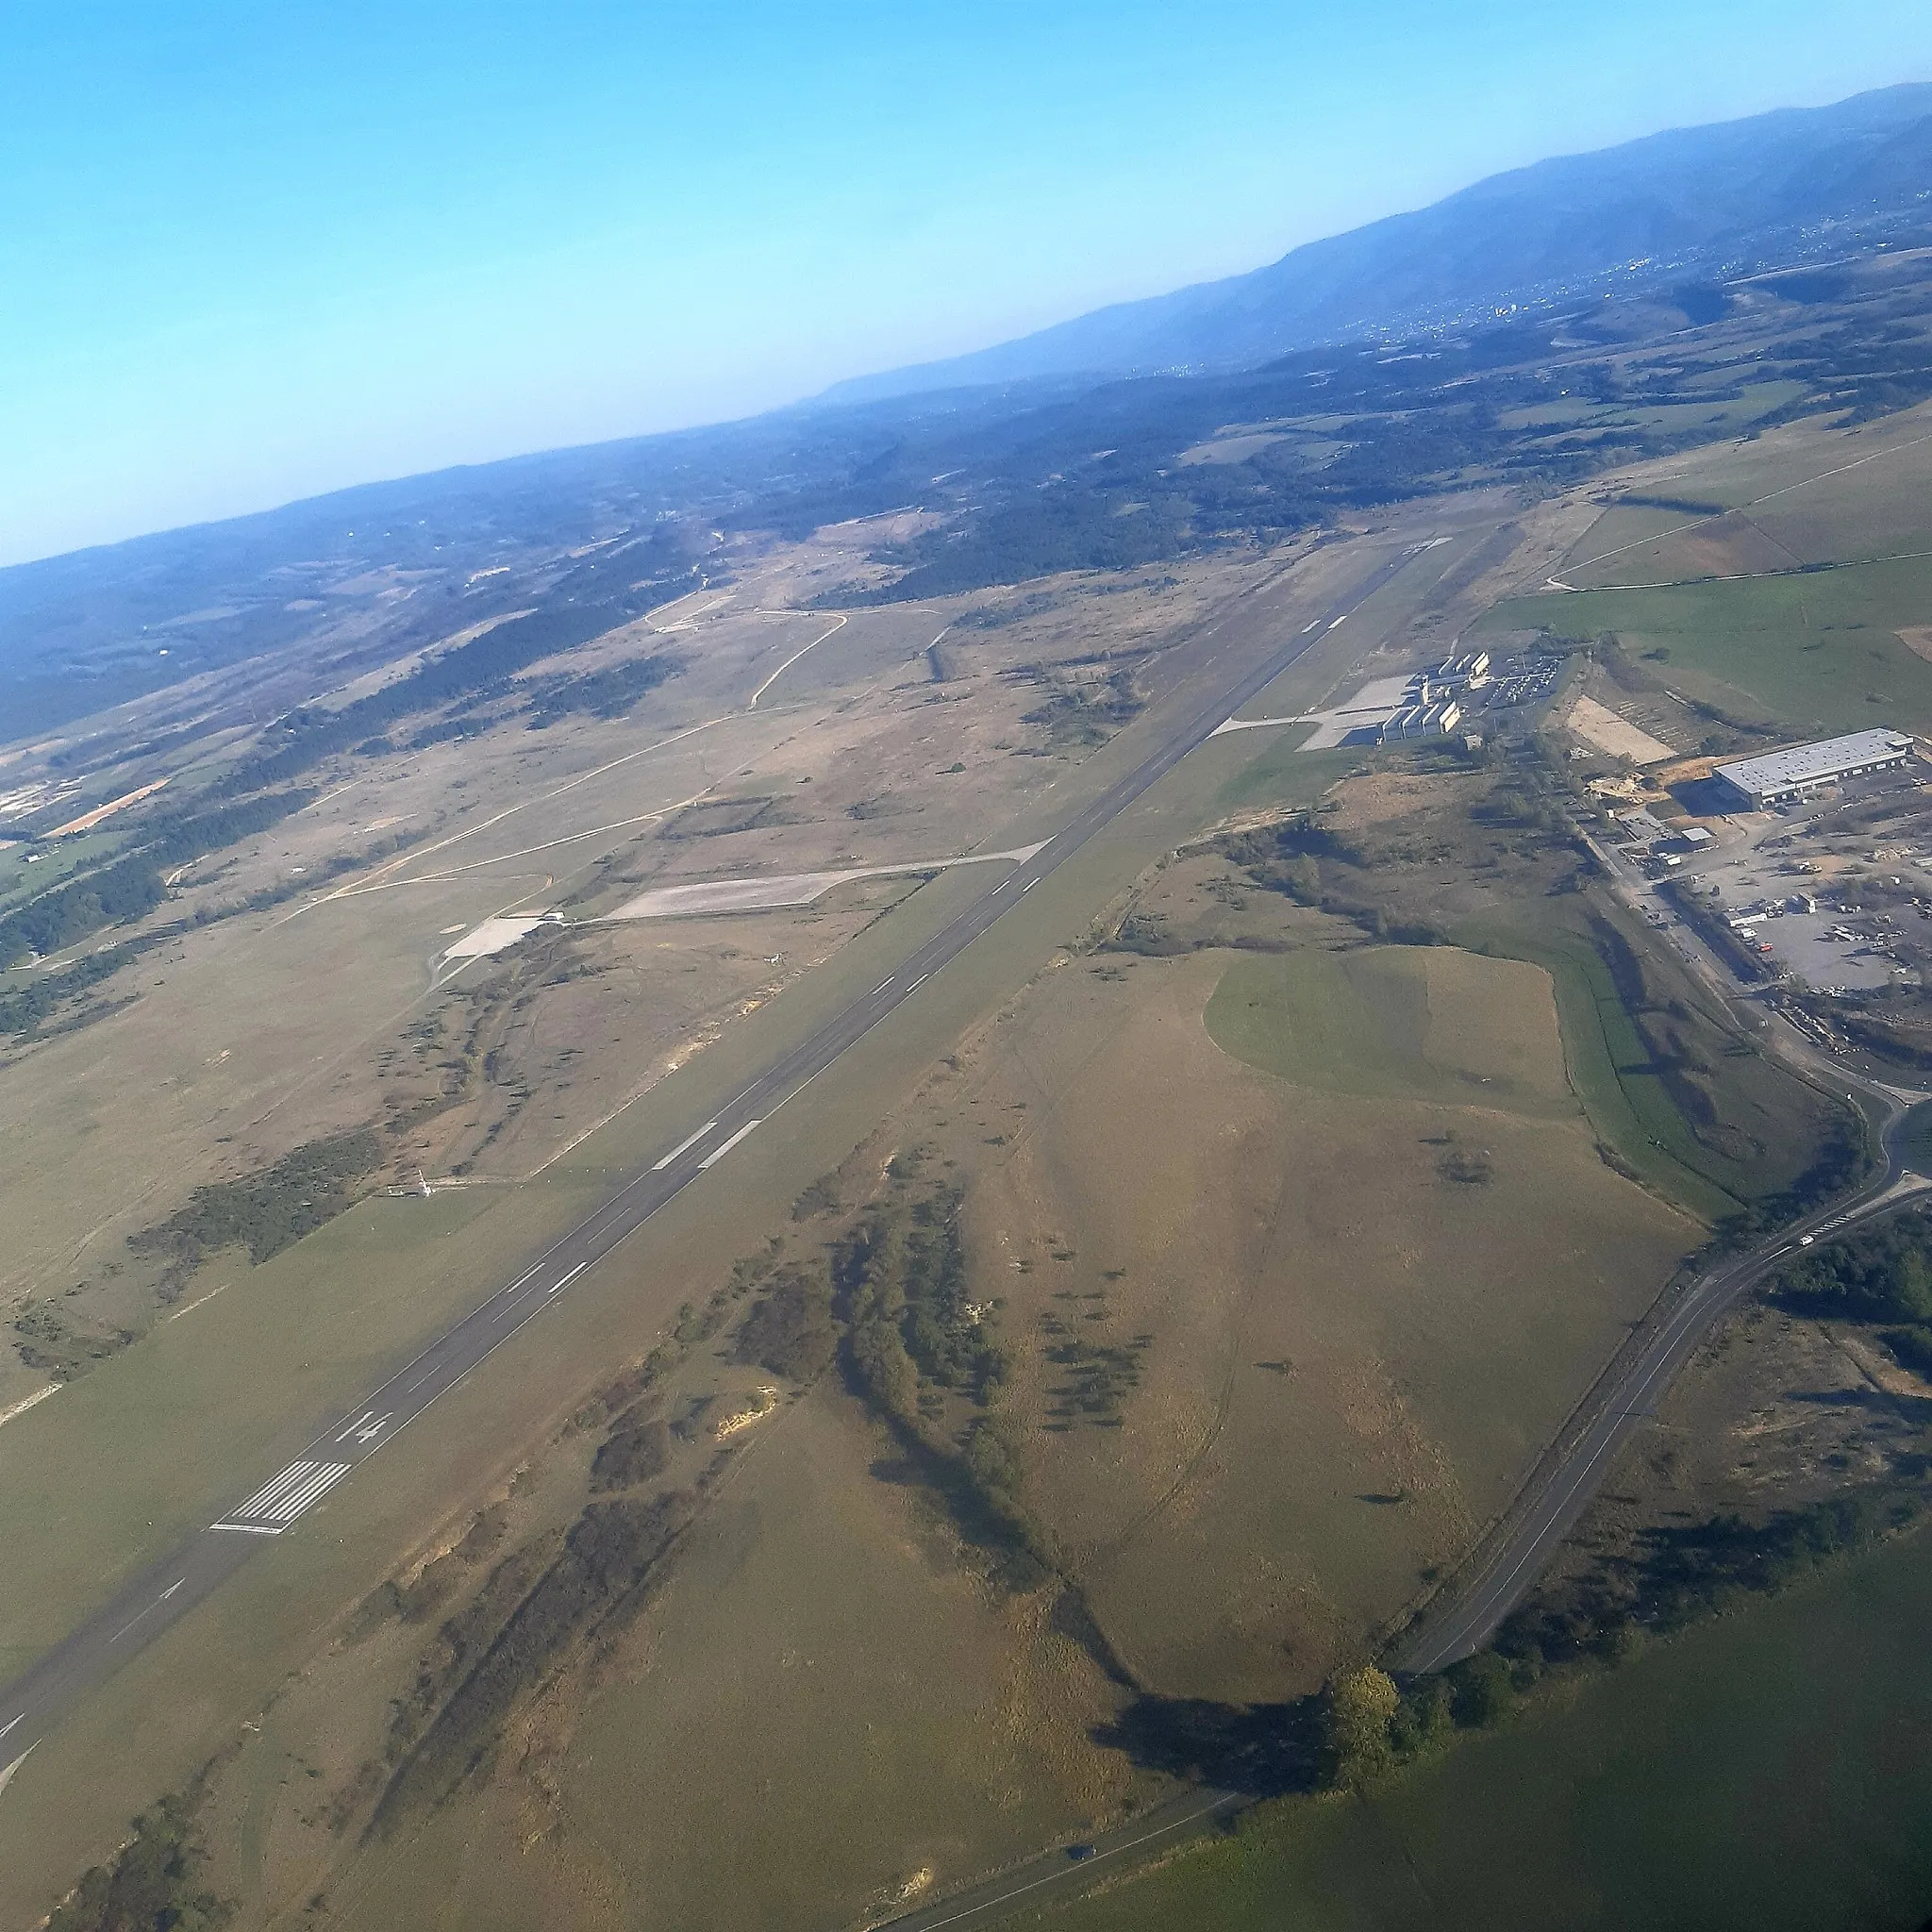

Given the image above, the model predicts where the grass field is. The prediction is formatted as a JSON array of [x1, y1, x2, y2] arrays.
[[1203, 948, 1574, 1116], [1025, 1518, 1932, 1932], [943, 938, 1693, 1704], [1456, 906, 1759, 1226], [1477, 403, 1932, 736], [1485, 554, 1932, 737]]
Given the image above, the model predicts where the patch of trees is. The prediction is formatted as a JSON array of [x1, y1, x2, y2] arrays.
[[44, 1792, 231, 1932], [523, 651, 682, 725], [589, 1408, 672, 1492], [0, 850, 166, 968], [373, 1490, 694, 1829], [1767, 1208, 1932, 1376], [0, 932, 166, 1036], [0, 787, 314, 968], [1499, 1484, 1922, 1671], [734, 1264, 838, 1381], [858, 486, 1195, 604], [840, 1183, 1041, 1582], [844, 1187, 1004, 1401], [1218, 817, 1444, 947], [1023, 666, 1144, 748], [219, 600, 645, 791], [131, 1127, 384, 1273]]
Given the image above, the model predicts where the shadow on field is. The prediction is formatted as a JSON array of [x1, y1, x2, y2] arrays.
[[1091, 1692, 1324, 1798]]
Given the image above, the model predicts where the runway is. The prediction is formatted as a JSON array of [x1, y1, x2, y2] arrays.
[[0, 541, 1419, 1765]]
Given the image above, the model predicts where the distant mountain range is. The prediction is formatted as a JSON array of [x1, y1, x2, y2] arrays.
[[824, 83, 1932, 405]]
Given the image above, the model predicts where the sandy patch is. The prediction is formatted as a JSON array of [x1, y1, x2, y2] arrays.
[[1567, 694, 1677, 765]]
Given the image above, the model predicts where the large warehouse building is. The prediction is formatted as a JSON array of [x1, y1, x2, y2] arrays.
[[1712, 729, 1917, 808]]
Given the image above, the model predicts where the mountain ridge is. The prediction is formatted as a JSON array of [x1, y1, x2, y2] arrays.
[[819, 81, 1932, 405]]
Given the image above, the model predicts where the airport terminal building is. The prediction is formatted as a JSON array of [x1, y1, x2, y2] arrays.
[[1712, 729, 1917, 808]]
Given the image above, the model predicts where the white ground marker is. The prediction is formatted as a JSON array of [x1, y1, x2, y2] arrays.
[[652, 1121, 720, 1170], [696, 1120, 762, 1169], [213, 1459, 353, 1533]]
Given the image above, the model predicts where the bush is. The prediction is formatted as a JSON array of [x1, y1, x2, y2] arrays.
[[735, 1266, 838, 1380], [131, 1128, 383, 1269]]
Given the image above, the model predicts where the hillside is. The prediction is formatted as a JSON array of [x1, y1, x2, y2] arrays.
[[822, 82, 1932, 403]]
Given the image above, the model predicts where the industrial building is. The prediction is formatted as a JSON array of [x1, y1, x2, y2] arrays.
[[1711, 729, 1917, 808], [1380, 698, 1461, 742], [1430, 649, 1491, 688]]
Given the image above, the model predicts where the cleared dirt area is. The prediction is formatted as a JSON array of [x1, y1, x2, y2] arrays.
[[1564, 694, 1676, 766]]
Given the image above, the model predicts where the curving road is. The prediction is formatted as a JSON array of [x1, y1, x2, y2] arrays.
[[0, 543, 1425, 1774], [1396, 1091, 1928, 1674]]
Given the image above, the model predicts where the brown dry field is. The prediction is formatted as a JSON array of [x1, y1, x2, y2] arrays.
[[288, 1387, 1142, 1932], [923, 934, 1695, 1705], [4, 494, 1690, 1930], [0, 519, 1321, 1411]]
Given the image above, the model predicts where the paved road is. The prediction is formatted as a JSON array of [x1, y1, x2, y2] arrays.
[[1396, 1101, 1927, 1674], [0, 542, 1423, 1771], [879, 1787, 1244, 1932]]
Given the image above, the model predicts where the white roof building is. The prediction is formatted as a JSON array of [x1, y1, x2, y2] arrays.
[[1712, 730, 1916, 808]]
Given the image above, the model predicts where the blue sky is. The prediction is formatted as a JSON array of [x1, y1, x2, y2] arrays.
[[4, 2, 1930, 566]]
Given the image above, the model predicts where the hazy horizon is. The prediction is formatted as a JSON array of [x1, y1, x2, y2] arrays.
[[6, 0, 1932, 569]]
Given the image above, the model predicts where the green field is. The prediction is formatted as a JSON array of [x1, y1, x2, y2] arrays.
[[1204, 947, 1573, 1117], [1483, 552, 1932, 736], [1459, 908, 1752, 1224], [1029, 1520, 1932, 1932]]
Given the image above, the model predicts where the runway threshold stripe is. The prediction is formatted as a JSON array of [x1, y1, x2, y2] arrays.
[[233, 1462, 321, 1520], [266, 1463, 352, 1522]]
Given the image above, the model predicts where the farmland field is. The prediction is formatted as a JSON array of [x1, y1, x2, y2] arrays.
[[1025, 1517, 1932, 1932], [1479, 403, 1932, 735]]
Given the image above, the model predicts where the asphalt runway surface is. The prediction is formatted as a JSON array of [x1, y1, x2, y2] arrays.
[[0, 541, 1418, 1769]]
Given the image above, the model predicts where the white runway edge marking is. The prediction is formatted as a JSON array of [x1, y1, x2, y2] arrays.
[[213, 1459, 353, 1532], [696, 1119, 762, 1169], [651, 1121, 720, 1170]]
